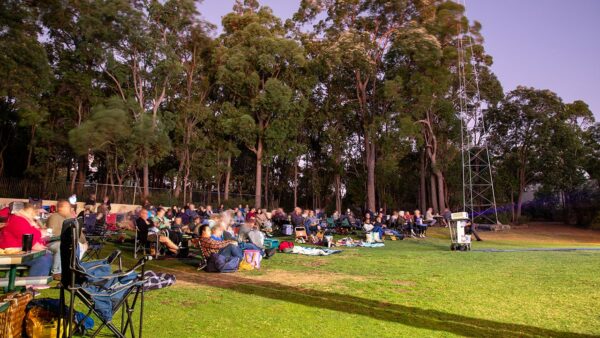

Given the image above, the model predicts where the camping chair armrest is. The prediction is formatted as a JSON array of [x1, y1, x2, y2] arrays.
[[106, 250, 123, 272], [126, 255, 152, 275]]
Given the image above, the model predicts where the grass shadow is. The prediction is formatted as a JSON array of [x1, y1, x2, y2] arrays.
[[173, 270, 594, 338]]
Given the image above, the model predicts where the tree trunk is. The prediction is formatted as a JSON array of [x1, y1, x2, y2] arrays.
[[429, 174, 439, 213], [143, 159, 149, 198], [224, 153, 231, 201], [254, 136, 263, 209], [334, 173, 342, 213], [293, 158, 298, 207], [365, 135, 376, 212], [419, 150, 427, 211], [76, 157, 86, 196], [434, 169, 446, 213], [516, 166, 526, 223], [173, 152, 185, 199], [26, 125, 36, 172], [510, 186, 515, 223], [264, 163, 269, 210]]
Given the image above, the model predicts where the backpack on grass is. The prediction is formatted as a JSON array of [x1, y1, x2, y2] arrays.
[[205, 253, 240, 273]]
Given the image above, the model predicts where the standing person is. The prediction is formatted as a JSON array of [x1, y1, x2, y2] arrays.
[[442, 208, 452, 227], [0, 203, 53, 283]]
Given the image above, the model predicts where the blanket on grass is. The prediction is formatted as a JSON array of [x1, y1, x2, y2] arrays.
[[290, 246, 342, 256]]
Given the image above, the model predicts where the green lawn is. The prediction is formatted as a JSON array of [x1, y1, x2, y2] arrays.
[[43, 227, 600, 337]]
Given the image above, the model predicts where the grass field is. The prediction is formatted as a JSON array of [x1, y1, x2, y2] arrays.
[[42, 223, 600, 337]]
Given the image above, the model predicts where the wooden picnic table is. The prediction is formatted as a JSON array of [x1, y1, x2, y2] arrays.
[[0, 250, 48, 292]]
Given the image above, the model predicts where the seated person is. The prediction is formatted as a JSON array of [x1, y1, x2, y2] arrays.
[[233, 211, 245, 227], [185, 216, 202, 237], [0, 203, 53, 286], [305, 210, 319, 234], [198, 224, 242, 259], [138, 208, 179, 255], [371, 216, 386, 239], [169, 216, 184, 245], [47, 199, 87, 280], [425, 207, 437, 227], [151, 208, 170, 230], [363, 213, 374, 232], [414, 209, 427, 238]]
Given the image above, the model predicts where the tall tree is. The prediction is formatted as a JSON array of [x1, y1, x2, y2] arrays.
[[294, 0, 432, 211], [217, 1, 308, 208]]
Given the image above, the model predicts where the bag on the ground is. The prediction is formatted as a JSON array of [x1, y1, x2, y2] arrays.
[[205, 253, 240, 273], [278, 241, 294, 253], [282, 224, 293, 236], [243, 250, 262, 269]]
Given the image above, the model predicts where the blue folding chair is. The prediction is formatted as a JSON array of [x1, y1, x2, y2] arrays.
[[58, 218, 151, 338]]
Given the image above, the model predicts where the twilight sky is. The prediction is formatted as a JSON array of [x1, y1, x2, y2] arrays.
[[198, 0, 600, 119]]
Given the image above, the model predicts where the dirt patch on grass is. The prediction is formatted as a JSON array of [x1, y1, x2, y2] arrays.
[[392, 280, 415, 287], [248, 269, 367, 286], [157, 265, 367, 290], [480, 222, 600, 245]]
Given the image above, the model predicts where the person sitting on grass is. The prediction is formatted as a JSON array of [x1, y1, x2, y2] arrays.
[[198, 224, 243, 259], [372, 216, 385, 240], [414, 209, 427, 238], [363, 213, 374, 232]]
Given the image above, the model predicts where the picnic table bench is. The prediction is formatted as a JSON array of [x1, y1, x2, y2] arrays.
[[0, 251, 51, 292]]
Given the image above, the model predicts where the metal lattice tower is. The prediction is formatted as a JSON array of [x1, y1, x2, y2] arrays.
[[456, 1, 500, 226]]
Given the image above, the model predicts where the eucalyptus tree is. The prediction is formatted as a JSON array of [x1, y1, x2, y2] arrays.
[[216, 1, 308, 208], [293, 0, 433, 211], [1, 0, 51, 176], [487, 87, 592, 222]]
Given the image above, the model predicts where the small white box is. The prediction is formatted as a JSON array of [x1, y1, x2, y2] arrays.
[[451, 212, 469, 221]]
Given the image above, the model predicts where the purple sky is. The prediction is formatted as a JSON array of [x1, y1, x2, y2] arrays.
[[198, 0, 600, 119]]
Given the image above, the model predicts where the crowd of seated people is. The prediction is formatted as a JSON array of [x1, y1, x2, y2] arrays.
[[0, 190, 455, 281]]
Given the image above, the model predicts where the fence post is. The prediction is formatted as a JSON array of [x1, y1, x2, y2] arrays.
[[132, 182, 137, 205], [94, 182, 98, 198]]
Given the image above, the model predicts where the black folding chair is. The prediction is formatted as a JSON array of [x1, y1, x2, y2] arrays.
[[83, 223, 109, 261], [134, 224, 159, 259], [58, 218, 150, 338]]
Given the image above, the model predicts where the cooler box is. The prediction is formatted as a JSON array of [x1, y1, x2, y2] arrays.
[[264, 238, 280, 250]]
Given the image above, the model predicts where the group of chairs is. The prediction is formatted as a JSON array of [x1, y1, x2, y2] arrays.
[[58, 217, 151, 337]]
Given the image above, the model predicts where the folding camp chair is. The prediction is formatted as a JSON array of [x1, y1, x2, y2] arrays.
[[83, 213, 97, 233], [83, 221, 109, 261], [58, 218, 150, 338], [134, 224, 160, 259], [294, 226, 308, 241]]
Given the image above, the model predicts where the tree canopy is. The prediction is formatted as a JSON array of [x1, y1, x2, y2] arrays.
[[0, 0, 597, 225]]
